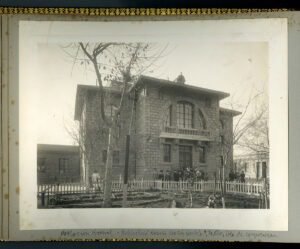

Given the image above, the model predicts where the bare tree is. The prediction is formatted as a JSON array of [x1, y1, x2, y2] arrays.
[[236, 100, 269, 154], [63, 42, 168, 207], [217, 90, 267, 207], [64, 113, 104, 186]]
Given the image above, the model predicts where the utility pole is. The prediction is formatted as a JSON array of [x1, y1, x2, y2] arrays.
[[122, 135, 130, 207]]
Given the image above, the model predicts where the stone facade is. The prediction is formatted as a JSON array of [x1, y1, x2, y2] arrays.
[[37, 144, 80, 184], [74, 75, 240, 182]]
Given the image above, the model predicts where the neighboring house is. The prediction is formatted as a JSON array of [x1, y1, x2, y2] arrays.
[[74, 74, 240, 183], [37, 144, 80, 184], [233, 152, 269, 180]]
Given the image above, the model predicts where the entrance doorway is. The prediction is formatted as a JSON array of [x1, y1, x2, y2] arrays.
[[179, 145, 193, 169]]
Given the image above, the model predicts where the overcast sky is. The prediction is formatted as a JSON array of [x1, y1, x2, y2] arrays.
[[34, 41, 268, 146]]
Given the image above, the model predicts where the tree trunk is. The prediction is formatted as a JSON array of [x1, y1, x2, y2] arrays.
[[102, 127, 115, 207], [122, 135, 131, 207], [223, 163, 226, 195], [85, 155, 90, 188], [219, 168, 223, 195], [220, 167, 226, 209], [221, 197, 226, 208], [214, 173, 217, 195]]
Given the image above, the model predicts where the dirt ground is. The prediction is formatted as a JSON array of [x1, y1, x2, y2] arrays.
[[39, 190, 262, 209]]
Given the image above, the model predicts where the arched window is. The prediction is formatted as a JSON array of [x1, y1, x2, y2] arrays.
[[176, 101, 194, 128], [198, 109, 207, 129]]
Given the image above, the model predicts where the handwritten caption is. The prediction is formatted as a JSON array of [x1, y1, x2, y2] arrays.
[[60, 229, 277, 241]]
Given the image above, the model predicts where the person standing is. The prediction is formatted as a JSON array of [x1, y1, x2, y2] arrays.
[[229, 169, 235, 182], [240, 171, 245, 183], [91, 170, 101, 190]]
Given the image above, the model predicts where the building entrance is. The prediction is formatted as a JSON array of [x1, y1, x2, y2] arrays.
[[179, 145, 193, 169]]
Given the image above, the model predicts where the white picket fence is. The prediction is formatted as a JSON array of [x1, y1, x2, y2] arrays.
[[38, 180, 264, 196]]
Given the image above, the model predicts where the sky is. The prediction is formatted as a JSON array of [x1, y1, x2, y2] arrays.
[[34, 41, 268, 146]]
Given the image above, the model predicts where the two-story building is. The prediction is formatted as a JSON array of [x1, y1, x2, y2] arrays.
[[74, 74, 240, 183]]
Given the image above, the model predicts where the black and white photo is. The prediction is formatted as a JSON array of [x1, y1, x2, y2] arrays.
[[18, 18, 288, 231]]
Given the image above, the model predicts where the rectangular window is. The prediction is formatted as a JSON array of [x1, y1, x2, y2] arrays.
[[220, 156, 224, 166], [102, 150, 107, 163], [165, 105, 172, 127], [199, 146, 206, 163], [117, 125, 121, 138], [163, 144, 171, 162], [220, 135, 225, 144], [103, 150, 120, 164], [176, 102, 193, 129], [59, 158, 68, 175], [141, 87, 147, 96], [37, 157, 46, 172], [105, 105, 115, 117], [256, 162, 260, 179], [244, 162, 248, 173], [113, 151, 120, 164]]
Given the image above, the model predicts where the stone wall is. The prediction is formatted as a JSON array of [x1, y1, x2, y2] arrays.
[[80, 83, 235, 182], [83, 90, 136, 181], [133, 84, 233, 180]]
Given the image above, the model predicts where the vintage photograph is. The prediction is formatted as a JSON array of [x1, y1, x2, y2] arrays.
[[17, 18, 287, 232], [35, 41, 269, 209]]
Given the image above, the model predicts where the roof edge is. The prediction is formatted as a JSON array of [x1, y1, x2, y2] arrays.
[[134, 75, 230, 100], [220, 107, 242, 116], [37, 144, 79, 153]]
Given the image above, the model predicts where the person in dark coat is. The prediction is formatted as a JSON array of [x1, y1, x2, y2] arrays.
[[229, 169, 235, 182], [240, 171, 246, 183], [158, 170, 164, 181], [165, 170, 171, 181], [173, 170, 179, 182]]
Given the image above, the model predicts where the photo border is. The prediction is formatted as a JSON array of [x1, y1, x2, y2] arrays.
[[0, 9, 298, 241]]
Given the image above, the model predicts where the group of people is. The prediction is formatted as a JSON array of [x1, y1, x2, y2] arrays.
[[156, 168, 209, 182], [228, 169, 245, 183], [90, 168, 246, 186]]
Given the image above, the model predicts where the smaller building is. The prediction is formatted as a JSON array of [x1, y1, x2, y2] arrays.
[[37, 144, 80, 184], [233, 152, 269, 180]]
